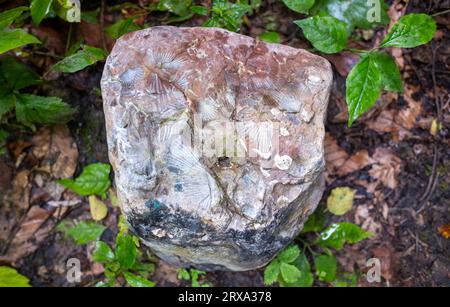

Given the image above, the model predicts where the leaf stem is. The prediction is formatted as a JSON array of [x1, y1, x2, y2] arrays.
[[432, 9, 450, 17]]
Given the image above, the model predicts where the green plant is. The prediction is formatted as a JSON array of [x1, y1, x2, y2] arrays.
[[93, 217, 155, 287], [0, 56, 75, 130], [57, 163, 111, 198], [0, 266, 31, 287], [264, 209, 371, 287], [177, 268, 212, 287], [30, 0, 81, 25], [204, 0, 253, 32], [284, 0, 437, 126], [57, 220, 106, 245]]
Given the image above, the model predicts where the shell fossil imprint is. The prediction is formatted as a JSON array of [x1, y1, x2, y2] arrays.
[[101, 26, 333, 271]]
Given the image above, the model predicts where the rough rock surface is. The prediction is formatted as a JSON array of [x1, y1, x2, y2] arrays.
[[101, 26, 332, 271]]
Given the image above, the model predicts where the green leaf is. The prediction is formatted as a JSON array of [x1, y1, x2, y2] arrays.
[[15, 94, 75, 129], [332, 272, 358, 287], [318, 0, 389, 32], [0, 266, 31, 287], [157, 0, 193, 17], [190, 5, 208, 16], [115, 234, 137, 269], [51, 45, 107, 73], [280, 262, 302, 283], [105, 18, 141, 39], [371, 52, 403, 92], [294, 16, 348, 54], [263, 259, 280, 285], [381, 13, 436, 49], [280, 253, 313, 287], [58, 163, 111, 197], [204, 0, 252, 32], [0, 56, 40, 91], [301, 209, 327, 233], [0, 94, 16, 120], [92, 241, 115, 263], [259, 31, 281, 44], [53, 0, 81, 22], [81, 9, 100, 24], [282, 0, 315, 14], [57, 220, 106, 245], [314, 254, 337, 282], [123, 272, 155, 287], [0, 7, 29, 29], [30, 0, 54, 25], [0, 28, 41, 55], [326, 186, 355, 216], [177, 268, 191, 280], [316, 222, 372, 250], [346, 54, 381, 126], [277, 245, 300, 263]]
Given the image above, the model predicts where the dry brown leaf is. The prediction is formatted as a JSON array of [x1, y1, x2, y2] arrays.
[[338, 150, 375, 176], [372, 246, 397, 282], [369, 148, 402, 190], [324, 133, 348, 174], [12, 170, 31, 211]]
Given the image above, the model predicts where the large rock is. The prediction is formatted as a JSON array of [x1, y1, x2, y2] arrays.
[[101, 26, 332, 271]]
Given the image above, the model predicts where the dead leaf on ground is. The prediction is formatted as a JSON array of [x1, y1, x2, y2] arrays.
[[372, 246, 397, 283], [324, 52, 360, 77], [338, 150, 375, 176], [324, 133, 349, 174], [369, 148, 402, 190]]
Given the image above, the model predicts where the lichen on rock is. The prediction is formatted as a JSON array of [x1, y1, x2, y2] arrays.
[[101, 26, 332, 271]]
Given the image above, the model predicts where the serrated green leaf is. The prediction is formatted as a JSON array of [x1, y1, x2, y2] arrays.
[[57, 220, 106, 245], [30, 0, 54, 25], [277, 245, 300, 263], [295, 16, 348, 54], [263, 259, 280, 285], [316, 222, 372, 250], [190, 5, 208, 16], [280, 262, 302, 283], [346, 54, 381, 126], [381, 13, 436, 48], [92, 241, 115, 263], [327, 187, 355, 216], [259, 31, 281, 44], [282, 0, 315, 14], [318, 0, 389, 32], [57, 163, 111, 197], [51, 45, 107, 73], [280, 253, 313, 287], [105, 18, 141, 39], [124, 272, 155, 287], [0, 56, 40, 91], [314, 254, 337, 282], [204, 0, 251, 32], [15, 94, 75, 129], [0, 7, 29, 30], [115, 234, 137, 269], [0, 28, 41, 55], [371, 52, 403, 92], [0, 266, 31, 287]]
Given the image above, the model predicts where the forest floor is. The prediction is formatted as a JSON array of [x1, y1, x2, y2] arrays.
[[0, 0, 449, 287]]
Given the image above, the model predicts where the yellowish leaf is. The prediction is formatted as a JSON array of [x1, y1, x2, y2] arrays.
[[327, 187, 356, 216], [89, 195, 108, 221]]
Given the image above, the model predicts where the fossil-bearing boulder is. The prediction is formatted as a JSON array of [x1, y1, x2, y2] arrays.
[[101, 26, 332, 271]]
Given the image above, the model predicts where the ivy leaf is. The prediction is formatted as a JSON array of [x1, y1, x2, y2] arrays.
[[318, 0, 389, 32], [30, 0, 54, 25], [280, 253, 313, 287], [0, 29, 41, 55], [57, 220, 106, 245], [280, 262, 302, 283], [277, 245, 300, 263], [58, 163, 111, 197], [314, 254, 337, 282], [263, 259, 280, 285], [259, 31, 281, 44], [326, 187, 356, 216], [0, 266, 31, 287], [115, 234, 137, 269], [51, 45, 107, 73], [92, 241, 115, 263], [346, 54, 381, 126], [282, 0, 315, 14], [381, 14, 436, 48], [15, 94, 75, 129], [124, 272, 155, 287], [105, 18, 141, 39], [0, 7, 29, 29], [0, 56, 40, 91], [316, 222, 372, 250], [371, 52, 403, 92], [294, 16, 348, 54]]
